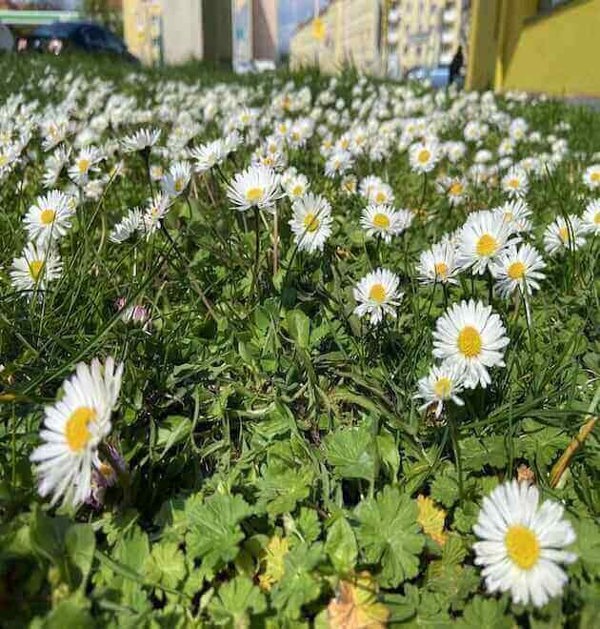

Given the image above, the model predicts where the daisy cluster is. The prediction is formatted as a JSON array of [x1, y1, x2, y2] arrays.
[[1, 62, 598, 623]]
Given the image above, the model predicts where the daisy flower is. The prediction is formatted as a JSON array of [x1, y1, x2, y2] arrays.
[[543, 215, 586, 256], [68, 147, 102, 186], [473, 480, 577, 608], [582, 198, 600, 234], [353, 268, 403, 325], [494, 199, 532, 233], [324, 149, 352, 178], [341, 174, 358, 196], [10, 242, 62, 294], [283, 172, 310, 200], [456, 210, 516, 274], [502, 166, 528, 198], [445, 177, 468, 206], [433, 299, 509, 388], [42, 145, 70, 188], [30, 357, 123, 508], [288, 193, 333, 253], [109, 207, 144, 243], [582, 164, 600, 190], [409, 140, 439, 173], [23, 190, 73, 245], [360, 204, 413, 243], [490, 244, 546, 298], [415, 363, 466, 418], [226, 164, 281, 212], [143, 193, 171, 237], [120, 127, 161, 154], [416, 241, 460, 285], [161, 161, 192, 198]]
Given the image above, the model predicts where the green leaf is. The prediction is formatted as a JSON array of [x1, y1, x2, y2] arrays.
[[323, 425, 375, 480], [457, 596, 512, 629], [144, 541, 187, 589], [256, 463, 314, 515], [296, 507, 321, 544], [355, 486, 425, 587], [285, 309, 311, 349], [325, 516, 357, 574], [208, 575, 266, 626], [186, 494, 252, 574], [40, 595, 92, 629], [65, 524, 96, 591], [271, 543, 324, 619]]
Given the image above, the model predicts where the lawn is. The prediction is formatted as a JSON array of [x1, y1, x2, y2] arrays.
[[0, 54, 599, 627]]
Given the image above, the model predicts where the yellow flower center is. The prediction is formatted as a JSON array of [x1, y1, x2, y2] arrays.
[[457, 325, 482, 358], [0, 155, 7, 166], [594, 212, 600, 225], [40, 209, 56, 225], [449, 182, 463, 196], [503, 211, 514, 223], [245, 187, 264, 203], [373, 213, 390, 229], [505, 525, 540, 570], [507, 261, 526, 280], [558, 226, 570, 242], [476, 233, 498, 257], [417, 149, 431, 164], [292, 184, 304, 197], [28, 260, 44, 280], [65, 407, 96, 452], [507, 178, 520, 189], [303, 213, 320, 232], [369, 283, 387, 304], [434, 262, 448, 279], [78, 159, 90, 174], [375, 191, 386, 204], [591, 171, 600, 182], [174, 178, 184, 192], [434, 377, 452, 398]]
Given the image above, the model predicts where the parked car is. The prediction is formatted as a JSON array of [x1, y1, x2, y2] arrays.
[[406, 65, 464, 90], [26, 22, 138, 63]]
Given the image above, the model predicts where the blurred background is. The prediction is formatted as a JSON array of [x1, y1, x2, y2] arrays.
[[0, 1, 598, 97]]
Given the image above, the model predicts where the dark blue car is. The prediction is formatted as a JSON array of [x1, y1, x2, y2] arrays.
[[28, 21, 138, 63]]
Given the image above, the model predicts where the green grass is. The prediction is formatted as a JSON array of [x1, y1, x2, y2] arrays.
[[0, 55, 599, 627]]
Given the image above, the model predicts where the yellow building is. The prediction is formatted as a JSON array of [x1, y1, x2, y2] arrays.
[[289, 0, 382, 74], [387, 0, 469, 74], [467, 0, 600, 97]]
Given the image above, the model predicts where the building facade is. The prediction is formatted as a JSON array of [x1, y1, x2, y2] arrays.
[[385, 0, 469, 76], [123, 0, 276, 67], [467, 0, 600, 97], [289, 0, 382, 74]]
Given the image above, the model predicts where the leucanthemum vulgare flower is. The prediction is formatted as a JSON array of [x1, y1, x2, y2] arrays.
[[501, 166, 529, 198], [543, 215, 586, 256], [226, 164, 281, 212], [494, 199, 532, 233], [324, 149, 352, 178], [582, 198, 600, 234], [359, 176, 395, 206], [161, 161, 192, 198], [582, 164, 600, 190], [282, 172, 310, 200], [120, 127, 161, 154], [68, 146, 102, 186], [143, 193, 171, 237], [489, 244, 546, 298], [30, 357, 123, 508], [433, 299, 509, 389], [416, 241, 460, 285], [409, 140, 440, 173], [353, 268, 403, 325], [441, 176, 467, 206], [109, 207, 144, 243], [415, 363, 466, 418], [360, 204, 413, 243], [24, 190, 73, 245], [41, 117, 69, 151], [149, 163, 164, 182], [456, 210, 517, 274], [288, 193, 333, 253], [43, 145, 70, 188], [341, 175, 358, 196], [473, 480, 577, 608], [10, 241, 62, 295], [444, 141, 467, 164]]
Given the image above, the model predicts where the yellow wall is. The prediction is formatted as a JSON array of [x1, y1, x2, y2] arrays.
[[504, 0, 600, 97], [468, 0, 600, 97]]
